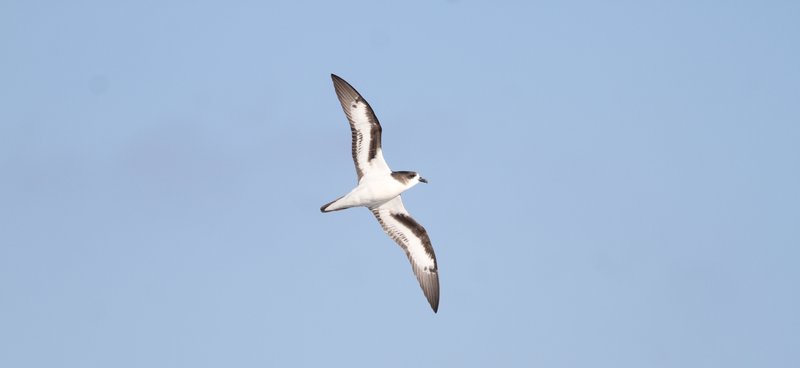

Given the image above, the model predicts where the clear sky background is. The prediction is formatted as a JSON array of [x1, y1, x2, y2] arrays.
[[1, 1, 799, 367]]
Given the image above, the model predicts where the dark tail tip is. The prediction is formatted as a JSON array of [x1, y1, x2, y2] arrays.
[[320, 196, 345, 213]]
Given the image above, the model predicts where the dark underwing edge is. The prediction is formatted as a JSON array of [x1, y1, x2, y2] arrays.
[[389, 213, 438, 269], [361, 95, 382, 162], [368, 123, 381, 161]]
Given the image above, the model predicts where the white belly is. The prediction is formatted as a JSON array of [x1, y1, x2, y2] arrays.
[[341, 174, 408, 208]]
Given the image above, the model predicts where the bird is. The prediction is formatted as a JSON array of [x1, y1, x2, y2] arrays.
[[320, 74, 439, 313]]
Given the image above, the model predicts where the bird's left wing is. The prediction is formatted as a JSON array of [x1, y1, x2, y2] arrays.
[[370, 196, 439, 312]]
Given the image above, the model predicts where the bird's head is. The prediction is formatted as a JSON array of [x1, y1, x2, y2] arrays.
[[392, 171, 428, 186]]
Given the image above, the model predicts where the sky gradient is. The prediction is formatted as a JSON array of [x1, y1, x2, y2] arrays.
[[2, 1, 799, 367]]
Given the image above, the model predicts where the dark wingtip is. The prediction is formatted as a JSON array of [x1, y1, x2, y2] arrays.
[[418, 269, 440, 314], [429, 293, 439, 313]]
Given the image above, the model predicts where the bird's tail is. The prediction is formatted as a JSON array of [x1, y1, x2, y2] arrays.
[[320, 196, 351, 212]]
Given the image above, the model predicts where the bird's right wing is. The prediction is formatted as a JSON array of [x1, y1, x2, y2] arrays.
[[331, 74, 392, 180]]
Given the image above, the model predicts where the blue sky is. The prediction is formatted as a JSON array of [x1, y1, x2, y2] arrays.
[[2, 1, 799, 367]]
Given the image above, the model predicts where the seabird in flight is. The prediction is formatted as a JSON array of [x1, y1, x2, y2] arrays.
[[320, 74, 439, 313]]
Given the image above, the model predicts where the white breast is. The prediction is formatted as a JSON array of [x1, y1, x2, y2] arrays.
[[337, 174, 415, 209]]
